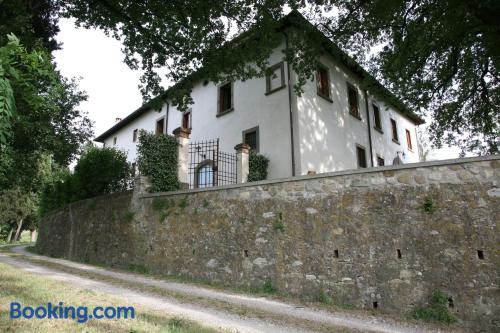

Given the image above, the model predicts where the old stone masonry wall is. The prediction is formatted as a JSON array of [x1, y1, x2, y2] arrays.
[[36, 156, 500, 332]]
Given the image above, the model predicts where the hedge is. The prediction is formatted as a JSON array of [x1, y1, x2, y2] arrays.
[[136, 130, 179, 192], [39, 147, 131, 215], [248, 151, 269, 182]]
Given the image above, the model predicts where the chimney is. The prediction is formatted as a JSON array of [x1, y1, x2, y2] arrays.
[[115, 117, 122, 123]]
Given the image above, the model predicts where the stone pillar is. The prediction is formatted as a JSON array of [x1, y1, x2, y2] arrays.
[[173, 127, 191, 189], [234, 143, 250, 184]]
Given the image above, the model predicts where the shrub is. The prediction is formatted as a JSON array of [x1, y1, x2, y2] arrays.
[[137, 130, 179, 192], [73, 146, 132, 198], [39, 169, 76, 216], [411, 290, 457, 324], [248, 152, 269, 182], [39, 147, 131, 215]]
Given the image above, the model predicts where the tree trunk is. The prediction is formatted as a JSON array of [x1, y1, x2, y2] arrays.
[[13, 219, 23, 242], [30, 230, 37, 243], [6, 228, 14, 243]]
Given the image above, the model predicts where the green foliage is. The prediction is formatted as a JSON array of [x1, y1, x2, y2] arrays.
[[411, 290, 457, 324], [73, 146, 132, 198], [178, 196, 188, 209], [317, 290, 333, 305], [248, 152, 269, 182], [262, 279, 278, 294], [38, 169, 76, 216], [124, 211, 135, 223], [273, 220, 285, 232], [126, 264, 149, 274], [202, 198, 210, 208], [137, 130, 179, 192], [423, 197, 435, 214], [0, 186, 38, 241], [60, 2, 498, 154], [39, 147, 131, 215]]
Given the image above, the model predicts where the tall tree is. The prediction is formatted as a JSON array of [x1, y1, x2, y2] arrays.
[[60, 0, 499, 154], [0, 35, 93, 192]]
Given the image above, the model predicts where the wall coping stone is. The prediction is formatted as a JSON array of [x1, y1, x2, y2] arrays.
[[141, 154, 500, 198]]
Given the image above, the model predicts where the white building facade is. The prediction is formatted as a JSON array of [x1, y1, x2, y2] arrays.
[[95, 13, 423, 184]]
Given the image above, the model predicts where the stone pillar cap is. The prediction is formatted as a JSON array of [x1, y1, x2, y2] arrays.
[[234, 143, 251, 153], [173, 127, 191, 138]]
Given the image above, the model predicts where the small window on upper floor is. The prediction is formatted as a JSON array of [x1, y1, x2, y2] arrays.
[[156, 118, 165, 135], [316, 66, 331, 101], [265, 62, 285, 95], [132, 129, 138, 142], [113, 137, 117, 145], [243, 126, 259, 152], [182, 110, 192, 129], [377, 156, 385, 166], [218, 82, 233, 115], [391, 118, 399, 143], [347, 84, 360, 119], [406, 129, 413, 151], [131, 162, 137, 176], [356, 145, 367, 168], [373, 104, 382, 131]]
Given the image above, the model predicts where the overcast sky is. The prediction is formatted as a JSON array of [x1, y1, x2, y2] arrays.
[[53, 18, 461, 161]]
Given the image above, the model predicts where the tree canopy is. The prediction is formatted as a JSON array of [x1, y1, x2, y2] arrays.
[[59, 0, 499, 154]]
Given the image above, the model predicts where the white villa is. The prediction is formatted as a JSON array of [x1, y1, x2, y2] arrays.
[[95, 11, 423, 185]]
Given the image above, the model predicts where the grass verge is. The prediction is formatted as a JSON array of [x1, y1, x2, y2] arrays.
[[0, 262, 220, 333]]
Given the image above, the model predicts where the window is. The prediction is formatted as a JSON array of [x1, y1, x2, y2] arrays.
[[347, 84, 360, 118], [265, 62, 285, 95], [356, 145, 367, 168], [113, 137, 117, 145], [182, 111, 191, 129], [218, 82, 233, 114], [243, 126, 259, 152], [156, 118, 165, 135], [377, 156, 385, 166], [195, 161, 215, 188], [406, 129, 413, 151], [390, 118, 399, 143], [132, 129, 138, 142], [316, 66, 330, 100], [131, 162, 136, 176], [373, 104, 382, 131]]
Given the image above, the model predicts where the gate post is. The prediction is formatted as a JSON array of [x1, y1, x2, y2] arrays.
[[173, 127, 191, 189], [234, 143, 250, 184]]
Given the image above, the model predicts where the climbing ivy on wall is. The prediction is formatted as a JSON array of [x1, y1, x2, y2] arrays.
[[248, 152, 269, 182], [137, 130, 179, 192]]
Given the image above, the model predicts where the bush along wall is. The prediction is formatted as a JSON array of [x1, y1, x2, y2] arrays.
[[39, 147, 131, 215], [136, 130, 179, 192], [248, 151, 269, 182]]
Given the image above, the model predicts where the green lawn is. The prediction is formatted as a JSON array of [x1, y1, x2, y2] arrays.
[[0, 262, 220, 333]]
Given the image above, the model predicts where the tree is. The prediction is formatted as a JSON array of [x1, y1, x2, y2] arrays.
[[0, 35, 93, 192], [0, 187, 37, 242], [60, 0, 499, 154], [0, 0, 61, 52], [73, 146, 132, 198]]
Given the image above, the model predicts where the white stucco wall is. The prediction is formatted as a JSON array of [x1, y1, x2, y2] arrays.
[[295, 53, 420, 176], [100, 39, 420, 181], [102, 41, 294, 180]]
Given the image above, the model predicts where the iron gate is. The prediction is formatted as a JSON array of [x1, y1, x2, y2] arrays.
[[188, 139, 237, 189]]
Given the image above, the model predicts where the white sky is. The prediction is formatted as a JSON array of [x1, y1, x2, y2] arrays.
[[53, 18, 461, 161]]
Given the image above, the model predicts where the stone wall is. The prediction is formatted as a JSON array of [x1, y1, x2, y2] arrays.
[[36, 156, 500, 332]]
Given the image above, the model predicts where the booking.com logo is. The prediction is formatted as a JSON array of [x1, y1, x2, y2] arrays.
[[9, 302, 135, 323]]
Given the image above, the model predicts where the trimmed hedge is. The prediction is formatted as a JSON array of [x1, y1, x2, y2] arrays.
[[137, 130, 179, 192], [248, 152, 269, 182]]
